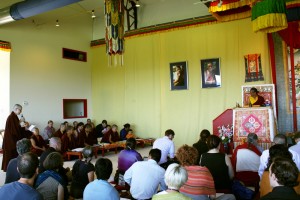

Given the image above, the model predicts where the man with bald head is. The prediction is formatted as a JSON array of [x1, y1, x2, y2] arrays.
[[2, 104, 26, 171], [258, 134, 300, 178]]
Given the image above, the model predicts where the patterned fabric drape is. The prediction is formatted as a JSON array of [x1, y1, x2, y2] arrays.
[[0, 40, 11, 52], [244, 54, 264, 82], [104, 0, 125, 65], [251, 0, 288, 33]]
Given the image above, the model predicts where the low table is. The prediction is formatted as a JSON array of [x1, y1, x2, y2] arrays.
[[94, 143, 119, 158], [66, 151, 82, 161]]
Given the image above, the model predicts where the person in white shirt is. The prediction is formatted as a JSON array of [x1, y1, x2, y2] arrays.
[[124, 148, 167, 200], [153, 129, 175, 167], [289, 132, 300, 157], [259, 134, 300, 178]]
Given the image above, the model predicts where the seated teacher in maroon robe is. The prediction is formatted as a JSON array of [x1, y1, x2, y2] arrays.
[[249, 87, 265, 106], [1, 104, 26, 171]]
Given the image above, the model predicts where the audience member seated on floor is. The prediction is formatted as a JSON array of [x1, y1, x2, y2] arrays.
[[30, 127, 47, 156], [83, 158, 119, 200], [260, 157, 300, 200], [86, 118, 92, 125], [193, 129, 210, 165], [53, 123, 66, 138], [42, 120, 55, 143], [231, 133, 261, 186], [0, 152, 43, 199], [124, 148, 167, 199], [78, 124, 97, 147], [61, 125, 76, 156], [5, 138, 32, 184], [70, 146, 95, 199], [35, 152, 68, 200], [152, 163, 190, 200], [101, 125, 112, 143], [200, 135, 234, 193], [153, 129, 176, 168], [39, 137, 69, 183], [111, 124, 120, 142], [260, 144, 300, 197], [289, 132, 300, 156], [120, 123, 131, 141], [177, 145, 236, 200], [115, 138, 143, 184], [95, 119, 108, 138], [73, 122, 84, 146], [126, 129, 136, 139], [73, 121, 78, 130], [258, 134, 300, 178]]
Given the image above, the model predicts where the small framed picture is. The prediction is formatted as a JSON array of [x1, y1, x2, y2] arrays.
[[201, 58, 221, 88], [170, 61, 188, 90]]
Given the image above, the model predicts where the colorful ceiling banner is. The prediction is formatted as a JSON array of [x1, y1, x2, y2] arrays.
[[244, 54, 264, 82], [251, 0, 287, 33], [0, 40, 11, 52], [104, 0, 125, 65], [209, 0, 255, 22]]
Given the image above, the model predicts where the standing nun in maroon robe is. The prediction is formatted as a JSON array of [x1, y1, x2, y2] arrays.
[[1, 104, 26, 171]]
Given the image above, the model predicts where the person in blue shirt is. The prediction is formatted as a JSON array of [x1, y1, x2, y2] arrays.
[[83, 158, 119, 200], [0, 152, 43, 200], [120, 123, 131, 141]]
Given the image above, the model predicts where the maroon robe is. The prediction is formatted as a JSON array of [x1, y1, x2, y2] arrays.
[[53, 129, 64, 138], [31, 134, 47, 156], [252, 95, 265, 106], [61, 134, 76, 154], [111, 131, 120, 143], [1, 112, 25, 171], [78, 131, 97, 147]]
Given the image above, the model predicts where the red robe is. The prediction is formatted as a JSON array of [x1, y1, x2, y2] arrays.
[[78, 131, 97, 147], [1, 112, 25, 171], [252, 95, 265, 106], [31, 134, 47, 156], [61, 134, 76, 154], [53, 129, 64, 138]]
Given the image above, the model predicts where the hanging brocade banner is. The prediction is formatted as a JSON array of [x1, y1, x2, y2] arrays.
[[104, 0, 125, 66], [0, 40, 11, 52], [251, 0, 288, 33], [244, 54, 264, 82]]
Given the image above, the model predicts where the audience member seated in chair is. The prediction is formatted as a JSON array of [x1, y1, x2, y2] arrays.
[[78, 124, 97, 147], [30, 127, 47, 156], [289, 132, 300, 156], [260, 157, 300, 200], [70, 146, 95, 199], [61, 125, 76, 156], [124, 148, 167, 200], [193, 129, 210, 165], [153, 129, 176, 169], [83, 158, 119, 200], [152, 163, 191, 200], [35, 152, 69, 200], [177, 145, 235, 200], [0, 152, 43, 199], [200, 135, 234, 193], [115, 138, 143, 185], [120, 123, 130, 141], [53, 123, 66, 138], [260, 144, 300, 197], [5, 138, 32, 184], [232, 133, 261, 187], [259, 134, 300, 178], [39, 137, 69, 184]]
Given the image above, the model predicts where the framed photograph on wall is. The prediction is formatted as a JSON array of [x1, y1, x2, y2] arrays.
[[170, 61, 188, 90], [201, 58, 221, 88]]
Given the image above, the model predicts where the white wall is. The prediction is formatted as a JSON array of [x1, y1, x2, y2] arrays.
[[0, 15, 93, 130], [0, 51, 10, 129]]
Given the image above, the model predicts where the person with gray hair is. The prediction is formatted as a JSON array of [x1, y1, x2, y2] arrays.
[[259, 134, 300, 178], [152, 163, 190, 199], [2, 104, 26, 171], [5, 138, 32, 184]]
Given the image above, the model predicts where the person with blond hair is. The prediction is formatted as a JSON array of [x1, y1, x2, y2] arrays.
[[153, 163, 190, 199]]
